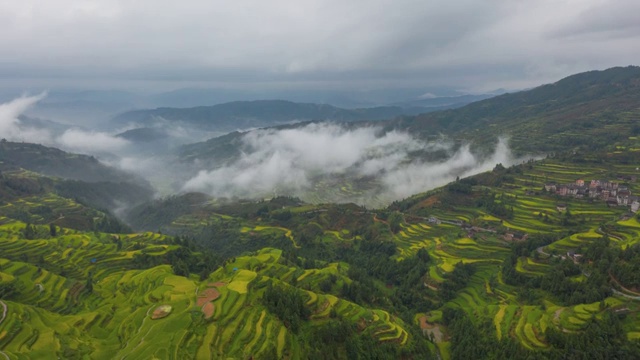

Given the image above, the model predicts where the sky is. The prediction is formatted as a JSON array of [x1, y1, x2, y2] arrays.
[[0, 0, 639, 94]]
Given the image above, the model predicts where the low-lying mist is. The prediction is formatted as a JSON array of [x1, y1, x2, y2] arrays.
[[0, 94, 213, 193], [0, 93, 131, 153], [183, 123, 520, 206], [2, 94, 527, 209]]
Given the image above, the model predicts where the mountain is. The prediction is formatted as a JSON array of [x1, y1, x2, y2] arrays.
[[147, 87, 486, 109], [23, 89, 145, 126], [390, 93, 495, 109], [112, 100, 449, 133], [389, 66, 640, 153], [0, 168, 134, 232], [0, 140, 142, 184], [16, 115, 73, 136], [4, 67, 640, 359], [174, 67, 640, 206], [116, 127, 170, 143], [0, 140, 154, 213]]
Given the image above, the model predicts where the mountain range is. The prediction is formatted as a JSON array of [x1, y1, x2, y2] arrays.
[[2, 66, 640, 359]]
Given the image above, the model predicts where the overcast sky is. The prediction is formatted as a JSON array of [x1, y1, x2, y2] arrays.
[[1, 0, 639, 93]]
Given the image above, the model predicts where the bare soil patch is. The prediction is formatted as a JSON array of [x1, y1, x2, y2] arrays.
[[420, 316, 444, 342], [151, 305, 172, 320], [202, 302, 215, 319], [419, 316, 429, 329], [418, 196, 439, 208], [313, 300, 330, 315], [197, 288, 221, 307]]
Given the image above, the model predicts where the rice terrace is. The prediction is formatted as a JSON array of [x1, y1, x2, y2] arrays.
[[3, 143, 640, 358], [2, 62, 640, 360]]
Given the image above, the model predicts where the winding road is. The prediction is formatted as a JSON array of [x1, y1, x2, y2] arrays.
[[0, 300, 6, 324], [534, 240, 640, 302], [0, 300, 9, 360]]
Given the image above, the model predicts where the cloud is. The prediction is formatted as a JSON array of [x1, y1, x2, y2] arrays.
[[0, 93, 52, 144], [182, 123, 519, 206], [56, 128, 130, 153], [548, 1, 640, 40], [0, 1, 638, 92], [0, 94, 130, 154], [379, 138, 513, 200]]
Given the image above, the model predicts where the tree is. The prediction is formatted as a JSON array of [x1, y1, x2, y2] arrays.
[[23, 223, 35, 240], [388, 212, 404, 234], [85, 272, 94, 294], [49, 223, 57, 237]]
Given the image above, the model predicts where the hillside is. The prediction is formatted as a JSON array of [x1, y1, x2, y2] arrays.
[[1, 134, 640, 358], [390, 66, 640, 153], [0, 220, 430, 359], [0, 140, 143, 185], [3, 67, 640, 359], [0, 141, 154, 218], [0, 166, 430, 358], [173, 67, 640, 208], [125, 140, 640, 359], [112, 100, 430, 132], [0, 168, 140, 233]]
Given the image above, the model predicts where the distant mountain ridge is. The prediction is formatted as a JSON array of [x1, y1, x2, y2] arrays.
[[112, 99, 465, 133], [174, 66, 640, 204]]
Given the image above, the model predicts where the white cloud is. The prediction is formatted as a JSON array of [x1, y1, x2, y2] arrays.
[[0, 1, 638, 91], [56, 128, 130, 153], [0, 94, 129, 154], [182, 123, 519, 205], [0, 93, 52, 144]]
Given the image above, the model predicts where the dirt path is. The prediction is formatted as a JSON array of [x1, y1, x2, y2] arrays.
[[596, 227, 624, 242], [553, 309, 563, 322], [612, 289, 640, 301], [536, 246, 551, 256], [0, 300, 6, 325], [372, 214, 388, 225], [609, 273, 640, 297]]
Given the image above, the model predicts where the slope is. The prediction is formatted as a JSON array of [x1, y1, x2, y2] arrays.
[[113, 99, 426, 132], [390, 66, 640, 153]]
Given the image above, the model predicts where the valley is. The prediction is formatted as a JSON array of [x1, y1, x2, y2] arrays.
[[2, 140, 640, 358], [1, 67, 640, 359]]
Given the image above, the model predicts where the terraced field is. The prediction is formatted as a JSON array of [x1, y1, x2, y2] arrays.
[[396, 159, 640, 358], [188, 248, 414, 358], [0, 224, 418, 359], [2, 152, 640, 358]]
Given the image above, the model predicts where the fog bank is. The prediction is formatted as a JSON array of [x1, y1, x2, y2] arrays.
[[183, 123, 519, 206]]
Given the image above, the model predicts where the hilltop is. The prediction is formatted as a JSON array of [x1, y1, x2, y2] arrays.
[[390, 66, 640, 153], [112, 99, 434, 133]]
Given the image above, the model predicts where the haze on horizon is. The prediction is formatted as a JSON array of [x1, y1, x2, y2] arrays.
[[1, 0, 639, 98], [1, 0, 639, 208]]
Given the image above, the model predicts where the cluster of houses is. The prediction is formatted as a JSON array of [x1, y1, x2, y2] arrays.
[[545, 179, 640, 213]]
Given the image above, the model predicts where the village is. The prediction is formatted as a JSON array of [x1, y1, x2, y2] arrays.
[[545, 178, 640, 213], [423, 177, 640, 249]]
